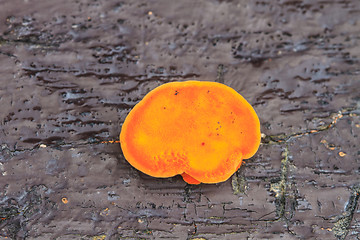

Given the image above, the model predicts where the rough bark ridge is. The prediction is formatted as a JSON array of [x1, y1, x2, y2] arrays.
[[0, 0, 359, 239]]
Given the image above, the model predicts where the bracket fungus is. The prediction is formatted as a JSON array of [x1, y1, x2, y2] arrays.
[[120, 81, 261, 184]]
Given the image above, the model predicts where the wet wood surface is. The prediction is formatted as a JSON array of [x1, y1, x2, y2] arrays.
[[0, 0, 359, 239]]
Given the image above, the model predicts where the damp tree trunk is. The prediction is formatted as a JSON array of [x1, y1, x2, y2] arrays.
[[0, 0, 359, 239]]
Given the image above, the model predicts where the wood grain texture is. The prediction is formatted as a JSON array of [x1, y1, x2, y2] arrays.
[[0, 0, 359, 239]]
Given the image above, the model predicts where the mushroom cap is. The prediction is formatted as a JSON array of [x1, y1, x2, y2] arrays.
[[120, 81, 261, 184]]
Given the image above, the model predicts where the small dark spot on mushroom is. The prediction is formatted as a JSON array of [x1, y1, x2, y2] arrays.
[[163, 107, 166, 109], [207, 90, 210, 93], [174, 90, 179, 95], [201, 142, 205, 146]]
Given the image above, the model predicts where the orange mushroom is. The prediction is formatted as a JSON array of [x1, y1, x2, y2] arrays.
[[120, 81, 261, 184]]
